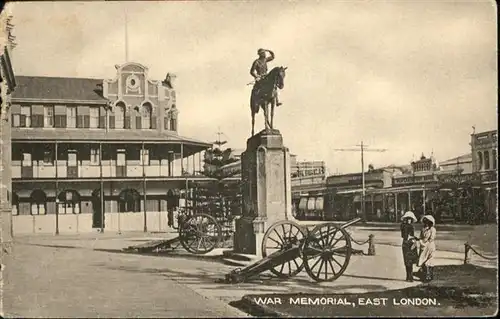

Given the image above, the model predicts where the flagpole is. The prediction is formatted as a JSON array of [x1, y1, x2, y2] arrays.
[[124, 7, 129, 62]]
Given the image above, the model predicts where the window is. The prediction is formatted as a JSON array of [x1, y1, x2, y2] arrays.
[[31, 203, 46, 215], [58, 191, 81, 215], [484, 150, 490, 170], [12, 114, 20, 127], [68, 151, 77, 166], [493, 149, 497, 170], [164, 116, 169, 130], [44, 106, 54, 128], [170, 118, 177, 131], [142, 104, 152, 129], [90, 107, 99, 128], [141, 148, 150, 165], [67, 106, 77, 128], [20, 106, 31, 127], [22, 153, 32, 167], [477, 152, 483, 171], [90, 147, 100, 165], [115, 104, 125, 129], [118, 189, 141, 213], [43, 150, 53, 165], [117, 150, 126, 166]]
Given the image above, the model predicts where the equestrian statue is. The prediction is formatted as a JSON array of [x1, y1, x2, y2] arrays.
[[249, 48, 287, 136]]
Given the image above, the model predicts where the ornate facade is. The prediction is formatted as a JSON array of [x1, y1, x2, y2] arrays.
[[471, 129, 497, 222], [10, 62, 213, 234]]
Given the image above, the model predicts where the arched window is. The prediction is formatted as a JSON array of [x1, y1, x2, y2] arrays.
[[57, 190, 81, 214], [142, 103, 152, 129], [493, 149, 497, 170], [484, 150, 490, 170], [115, 103, 125, 129], [118, 189, 141, 213], [30, 189, 47, 215], [477, 151, 483, 171]]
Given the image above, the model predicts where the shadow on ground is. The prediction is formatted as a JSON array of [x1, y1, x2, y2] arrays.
[[93, 247, 238, 265], [93, 254, 392, 295]]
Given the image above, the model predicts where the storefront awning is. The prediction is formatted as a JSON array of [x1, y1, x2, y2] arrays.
[[336, 188, 363, 195]]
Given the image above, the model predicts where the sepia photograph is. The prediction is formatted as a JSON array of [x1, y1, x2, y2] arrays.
[[0, 0, 497, 317]]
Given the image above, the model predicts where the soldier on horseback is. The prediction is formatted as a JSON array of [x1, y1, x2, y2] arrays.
[[250, 48, 282, 106]]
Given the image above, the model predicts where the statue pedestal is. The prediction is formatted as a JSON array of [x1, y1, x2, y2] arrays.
[[233, 129, 295, 257]]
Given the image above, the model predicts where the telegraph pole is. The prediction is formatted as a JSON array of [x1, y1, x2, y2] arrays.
[[333, 142, 388, 221], [214, 127, 227, 148], [360, 141, 366, 217]]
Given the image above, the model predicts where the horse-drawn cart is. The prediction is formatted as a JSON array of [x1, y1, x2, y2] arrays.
[[224, 217, 362, 283]]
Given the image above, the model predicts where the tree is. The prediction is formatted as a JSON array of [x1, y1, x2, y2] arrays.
[[435, 167, 483, 224], [195, 133, 242, 224]]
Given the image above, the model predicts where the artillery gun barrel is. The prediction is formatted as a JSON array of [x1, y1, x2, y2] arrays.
[[340, 217, 362, 229], [306, 217, 362, 245]]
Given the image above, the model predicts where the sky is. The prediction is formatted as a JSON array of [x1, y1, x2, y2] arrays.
[[6, 0, 498, 174]]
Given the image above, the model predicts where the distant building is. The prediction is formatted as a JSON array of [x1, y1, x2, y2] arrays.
[[470, 129, 497, 221], [391, 153, 440, 188], [219, 149, 244, 179], [439, 153, 472, 174], [324, 167, 402, 221], [471, 129, 497, 175]]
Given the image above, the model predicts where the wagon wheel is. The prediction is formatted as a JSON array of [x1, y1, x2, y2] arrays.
[[301, 222, 352, 282], [179, 213, 222, 254], [261, 220, 306, 278]]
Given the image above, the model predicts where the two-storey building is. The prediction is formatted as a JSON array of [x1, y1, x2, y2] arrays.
[[372, 154, 441, 221], [471, 129, 497, 222], [325, 167, 400, 221], [289, 158, 327, 219], [10, 62, 213, 235]]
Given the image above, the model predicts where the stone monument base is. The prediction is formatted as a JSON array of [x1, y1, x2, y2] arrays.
[[232, 129, 294, 257]]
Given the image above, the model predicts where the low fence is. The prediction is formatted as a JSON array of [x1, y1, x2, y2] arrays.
[[463, 242, 497, 265], [346, 233, 376, 256]]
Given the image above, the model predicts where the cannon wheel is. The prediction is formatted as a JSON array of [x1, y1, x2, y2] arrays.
[[301, 222, 352, 282], [179, 213, 223, 254], [261, 220, 306, 278]]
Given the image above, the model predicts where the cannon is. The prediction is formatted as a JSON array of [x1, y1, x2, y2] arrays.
[[224, 217, 362, 283], [124, 213, 224, 255]]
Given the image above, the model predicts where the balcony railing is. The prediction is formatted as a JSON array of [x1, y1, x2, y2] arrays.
[[12, 161, 201, 179]]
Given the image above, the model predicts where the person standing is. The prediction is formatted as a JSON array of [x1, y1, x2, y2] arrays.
[[417, 215, 437, 282], [400, 211, 418, 282]]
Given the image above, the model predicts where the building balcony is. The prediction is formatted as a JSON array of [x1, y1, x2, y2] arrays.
[[12, 160, 200, 180]]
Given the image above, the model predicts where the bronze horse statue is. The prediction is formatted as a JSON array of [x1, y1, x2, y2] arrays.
[[250, 66, 287, 136]]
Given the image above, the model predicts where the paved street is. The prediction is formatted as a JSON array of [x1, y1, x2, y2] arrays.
[[1, 223, 496, 318], [1, 235, 248, 318]]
